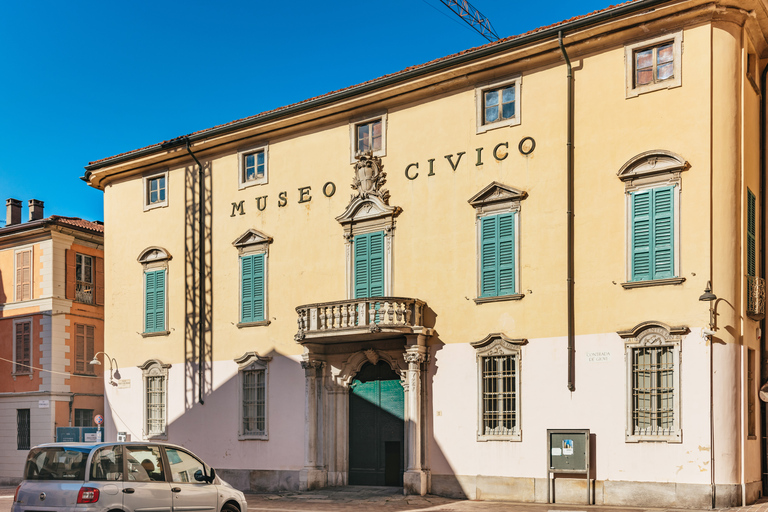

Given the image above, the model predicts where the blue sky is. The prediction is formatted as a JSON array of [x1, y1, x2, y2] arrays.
[[0, 0, 612, 224]]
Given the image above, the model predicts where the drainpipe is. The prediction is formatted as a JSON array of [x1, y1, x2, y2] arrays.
[[760, 61, 768, 495], [559, 31, 576, 392], [185, 138, 206, 406]]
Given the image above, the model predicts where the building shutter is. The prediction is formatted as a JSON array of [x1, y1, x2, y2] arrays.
[[480, 217, 499, 297], [95, 257, 105, 305], [652, 187, 674, 279], [86, 325, 95, 374], [498, 213, 516, 296], [369, 232, 385, 297], [748, 189, 756, 277], [354, 234, 370, 299], [241, 254, 265, 323], [145, 270, 165, 332], [631, 190, 652, 281], [75, 324, 85, 373], [65, 249, 76, 299]]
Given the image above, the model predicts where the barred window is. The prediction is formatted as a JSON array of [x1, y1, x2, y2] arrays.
[[146, 376, 165, 436], [482, 354, 517, 436], [74, 409, 94, 428], [619, 322, 684, 443], [17, 409, 30, 450], [631, 345, 674, 436], [236, 352, 271, 440], [242, 369, 266, 436], [472, 333, 524, 441]]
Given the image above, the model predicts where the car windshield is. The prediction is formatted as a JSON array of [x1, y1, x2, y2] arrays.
[[24, 447, 89, 481]]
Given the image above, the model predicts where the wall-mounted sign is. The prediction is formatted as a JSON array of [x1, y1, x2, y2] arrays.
[[117, 379, 131, 389], [38, 400, 49, 409], [586, 351, 611, 363]]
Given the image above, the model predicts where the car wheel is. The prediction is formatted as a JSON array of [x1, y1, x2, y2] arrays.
[[221, 503, 239, 512]]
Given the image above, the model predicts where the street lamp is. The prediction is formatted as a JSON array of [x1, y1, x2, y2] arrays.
[[699, 280, 718, 335], [90, 352, 121, 386]]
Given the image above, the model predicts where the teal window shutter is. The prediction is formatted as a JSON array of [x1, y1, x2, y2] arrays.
[[241, 254, 265, 323], [748, 189, 756, 277], [480, 213, 516, 297], [631, 186, 674, 281], [354, 232, 385, 299], [145, 270, 165, 333]]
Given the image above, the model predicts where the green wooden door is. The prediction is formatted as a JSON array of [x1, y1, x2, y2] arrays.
[[348, 362, 404, 486]]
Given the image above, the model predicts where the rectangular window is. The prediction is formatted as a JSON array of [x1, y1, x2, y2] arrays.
[[476, 76, 521, 133], [356, 119, 382, 154], [240, 254, 265, 324], [75, 253, 94, 304], [75, 324, 95, 375], [481, 354, 517, 436], [631, 345, 675, 436], [631, 186, 674, 282], [143, 171, 169, 210], [15, 249, 32, 301], [242, 369, 266, 436], [146, 376, 166, 436], [238, 144, 269, 189], [17, 409, 30, 450], [480, 213, 516, 297], [625, 32, 682, 97], [74, 409, 94, 428], [635, 43, 674, 86], [354, 231, 385, 299], [15, 321, 31, 374], [748, 189, 756, 277], [144, 270, 166, 333]]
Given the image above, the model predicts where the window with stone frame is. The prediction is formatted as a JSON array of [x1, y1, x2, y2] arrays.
[[618, 150, 688, 288], [232, 229, 273, 327], [143, 170, 168, 210], [468, 182, 528, 303], [349, 113, 387, 162], [625, 32, 682, 98], [237, 144, 269, 189], [235, 352, 271, 440], [475, 76, 522, 133], [618, 322, 686, 443], [138, 247, 171, 336], [471, 333, 526, 442], [140, 360, 170, 439]]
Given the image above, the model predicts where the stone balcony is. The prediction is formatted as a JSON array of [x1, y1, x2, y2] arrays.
[[295, 297, 429, 345]]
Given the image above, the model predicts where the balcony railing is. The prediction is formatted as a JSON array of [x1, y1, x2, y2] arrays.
[[747, 276, 765, 320], [76, 282, 94, 305], [295, 297, 427, 342]]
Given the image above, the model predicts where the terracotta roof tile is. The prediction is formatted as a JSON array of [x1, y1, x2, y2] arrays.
[[50, 216, 104, 233], [88, 0, 642, 166]]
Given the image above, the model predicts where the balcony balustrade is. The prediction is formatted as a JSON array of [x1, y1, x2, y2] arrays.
[[76, 281, 94, 305], [747, 276, 765, 320], [295, 297, 427, 343]]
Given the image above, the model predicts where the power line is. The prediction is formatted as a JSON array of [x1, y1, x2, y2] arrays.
[[0, 357, 101, 378]]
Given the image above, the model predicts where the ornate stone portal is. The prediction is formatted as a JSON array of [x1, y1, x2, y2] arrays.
[[298, 154, 432, 495]]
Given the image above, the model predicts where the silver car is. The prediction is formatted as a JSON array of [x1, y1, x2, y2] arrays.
[[11, 442, 247, 512]]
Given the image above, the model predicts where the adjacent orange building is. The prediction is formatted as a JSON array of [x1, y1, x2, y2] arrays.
[[0, 198, 104, 484]]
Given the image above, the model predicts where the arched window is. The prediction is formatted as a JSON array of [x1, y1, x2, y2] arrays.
[[137, 247, 171, 335]]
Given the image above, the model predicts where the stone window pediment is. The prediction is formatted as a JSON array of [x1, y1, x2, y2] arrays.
[[468, 182, 528, 216], [617, 150, 689, 189], [137, 247, 171, 268], [232, 229, 273, 256], [235, 351, 272, 371]]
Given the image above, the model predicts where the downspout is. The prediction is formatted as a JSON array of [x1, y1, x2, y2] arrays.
[[185, 138, 206, 406], [559, 31, 576, 392], [760, 61, 767, 495]]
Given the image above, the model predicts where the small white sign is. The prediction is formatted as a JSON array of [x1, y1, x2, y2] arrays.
[[117, 379, 131, 389], [551, 448, 562, 456], [83, 433, 99, 442], [586, 351, 611, 363], [38, 400, 49, 409]]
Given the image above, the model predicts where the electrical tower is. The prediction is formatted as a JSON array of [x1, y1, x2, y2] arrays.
[[439, 0, 499, 42]]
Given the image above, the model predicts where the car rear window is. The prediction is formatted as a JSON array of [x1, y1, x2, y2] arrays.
[[24, 447, 89, 481]]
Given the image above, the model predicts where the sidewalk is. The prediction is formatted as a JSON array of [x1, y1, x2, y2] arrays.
[[243, 487, 768, 512]]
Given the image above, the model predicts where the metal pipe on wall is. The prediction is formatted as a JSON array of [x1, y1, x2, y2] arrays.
[[559, 31, 576, 392]]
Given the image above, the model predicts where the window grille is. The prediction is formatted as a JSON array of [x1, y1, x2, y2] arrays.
[[146, 376, 165, 436], [17, 409, 30, 450], [482, 354, 516, 436], [632, 345, 674, 436], [242, 369, 265, 436], [75, 409, 94, 427]]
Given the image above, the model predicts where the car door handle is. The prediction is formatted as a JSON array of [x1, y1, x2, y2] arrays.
[[171, 487, 181, 493], [122, 488, 135, 494]]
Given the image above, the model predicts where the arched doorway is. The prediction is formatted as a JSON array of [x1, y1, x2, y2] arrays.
[[348, 361, 404, 486]]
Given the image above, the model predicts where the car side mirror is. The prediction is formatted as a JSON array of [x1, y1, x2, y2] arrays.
[[194, 469, 206, 482]]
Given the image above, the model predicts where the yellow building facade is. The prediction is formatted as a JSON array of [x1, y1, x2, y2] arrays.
[[86, 0, 768, 506]]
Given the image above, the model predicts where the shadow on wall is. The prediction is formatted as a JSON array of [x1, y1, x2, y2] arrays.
[[184, 162, 213, 411]]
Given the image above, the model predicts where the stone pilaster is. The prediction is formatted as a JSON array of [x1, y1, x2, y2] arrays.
[[403, 344, 429, 495], [299, 359, 327, 490]]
